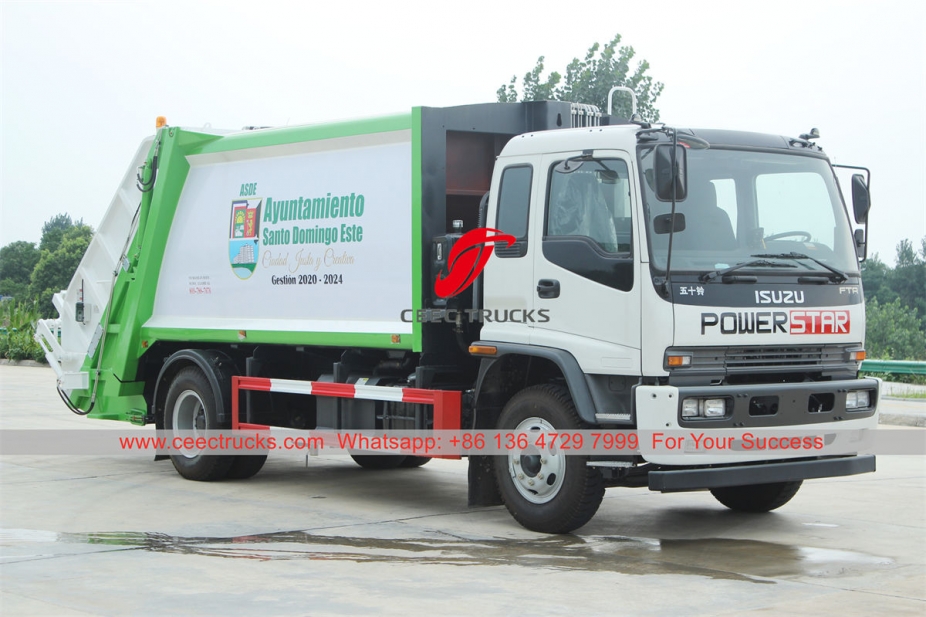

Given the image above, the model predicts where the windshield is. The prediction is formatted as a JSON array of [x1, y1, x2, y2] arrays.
[[639, 147, 859, 277]]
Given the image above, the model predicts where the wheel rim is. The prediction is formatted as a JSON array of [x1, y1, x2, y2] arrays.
[[172, 389, 207, 459], [506, 417, 565, 504]]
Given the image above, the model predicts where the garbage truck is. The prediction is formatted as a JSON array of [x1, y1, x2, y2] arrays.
[[37, 95, 879, 533]]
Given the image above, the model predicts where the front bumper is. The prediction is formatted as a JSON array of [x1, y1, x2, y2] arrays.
[[649, 454, 876, 492], [672, 378, 879, 428], [635, 381, 880, 465]]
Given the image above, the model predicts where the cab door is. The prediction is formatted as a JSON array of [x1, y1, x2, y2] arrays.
[[481, 157, 539, 345], [530, 152, 641, 374]]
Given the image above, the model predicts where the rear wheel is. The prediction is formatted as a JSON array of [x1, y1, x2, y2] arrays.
[[164, 367, 234, 481], [493, 385, 604, 533], [350, 454, 406, 470], [710, 481, 803, 512]]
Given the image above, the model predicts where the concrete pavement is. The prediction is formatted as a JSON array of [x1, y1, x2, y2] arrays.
[[1, 364, 924, 616]]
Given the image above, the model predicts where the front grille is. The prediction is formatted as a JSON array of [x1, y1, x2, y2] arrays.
[[672, 344, 858, 376], [725, 346, 846, 369]]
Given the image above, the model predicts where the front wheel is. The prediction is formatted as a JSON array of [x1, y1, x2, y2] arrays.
[[400, 456, 431, 468], [710, 481, 802, 512], [493, 385, 604, 534]]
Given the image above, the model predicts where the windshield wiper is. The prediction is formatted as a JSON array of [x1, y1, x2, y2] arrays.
[[699, 259, 797, 282], [751, 252, 848, 282]]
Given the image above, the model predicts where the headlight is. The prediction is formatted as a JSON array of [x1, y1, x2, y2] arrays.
[[682, 399, 700, 418], [681, 397, 729, 419], [704, 399, 726, 417], [846, 390, 871, 409]]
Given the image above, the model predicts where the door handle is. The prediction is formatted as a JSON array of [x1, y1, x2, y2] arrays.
[[537, 279, 560, 299]]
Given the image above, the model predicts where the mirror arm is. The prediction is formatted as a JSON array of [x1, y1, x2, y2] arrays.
[[661, 129, 680, 298], [833, 164, 871, 189], [861, 219, 869, 261]]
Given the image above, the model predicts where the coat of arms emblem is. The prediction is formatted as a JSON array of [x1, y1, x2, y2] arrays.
[[229, 199, 261, 279]]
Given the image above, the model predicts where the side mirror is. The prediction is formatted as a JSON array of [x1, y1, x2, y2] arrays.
[[854, 228, 866, 253], [655, 144, 687, 202], [851, 174, 870, 224], [653, 213, 686, 234]]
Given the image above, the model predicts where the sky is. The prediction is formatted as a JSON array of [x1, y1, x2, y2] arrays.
[[2, 0, 924, 264]]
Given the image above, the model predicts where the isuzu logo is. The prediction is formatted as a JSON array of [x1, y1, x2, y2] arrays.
[[754, 290, 805, 304]]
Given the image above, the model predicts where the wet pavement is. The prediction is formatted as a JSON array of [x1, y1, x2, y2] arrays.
[[1, 365, 924, 615], [0, 526, 897, 582]]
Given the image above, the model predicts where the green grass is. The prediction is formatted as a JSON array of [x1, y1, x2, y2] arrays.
[[888, 391, 926, 400], [0, 299, 46, 362], [861, 371, 926, 386]]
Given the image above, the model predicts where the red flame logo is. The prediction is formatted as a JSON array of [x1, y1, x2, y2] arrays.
[[435, 228, 516, 298]]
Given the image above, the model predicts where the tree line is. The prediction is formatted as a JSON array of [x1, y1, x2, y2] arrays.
[[860, 238, 926, 360], [0, 214, 93, 360]]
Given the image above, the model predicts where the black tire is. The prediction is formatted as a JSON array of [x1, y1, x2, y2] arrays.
[[710, 481, 803, 513], [493, 384, 604, 534], [226, 455, 268, 479], [164, 366, 234, 482], [350, 454, 406, 470], [400, 456, 431, 468]]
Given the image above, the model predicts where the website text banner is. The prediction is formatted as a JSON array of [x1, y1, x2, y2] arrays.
[[1, 429, 923, 456]]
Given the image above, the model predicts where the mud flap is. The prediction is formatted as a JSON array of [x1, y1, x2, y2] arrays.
[[468, 455, 502, 506]]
